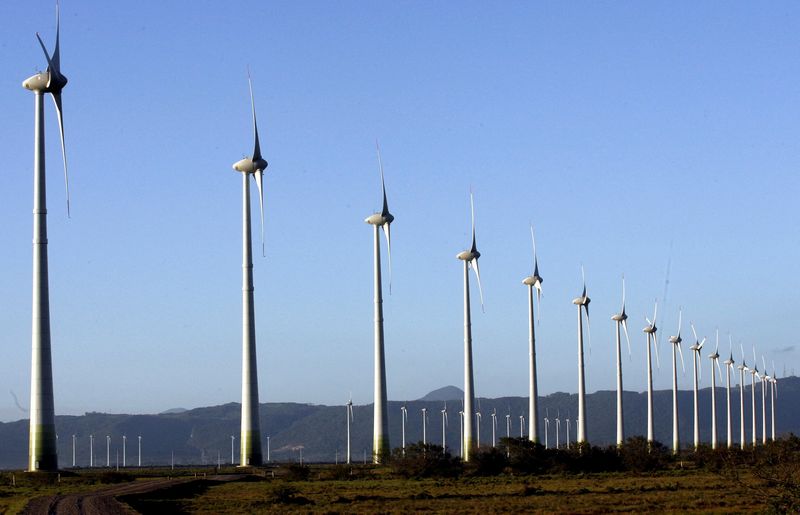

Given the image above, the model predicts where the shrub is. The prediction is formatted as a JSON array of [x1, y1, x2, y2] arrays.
[[390, 443, 462, 478]]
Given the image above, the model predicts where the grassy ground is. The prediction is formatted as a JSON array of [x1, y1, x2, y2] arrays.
[[126, 467, 766, 514]]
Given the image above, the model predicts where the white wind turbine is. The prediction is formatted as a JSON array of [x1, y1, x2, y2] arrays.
[[722, 335, 735, 449], [572, 268, 591, 445], [400, 404, 408, 453], [643, 301, 660, 445], [346, 397, 354, 464], [544, 408, 550, 449], [566, 410, 571, 450], [491, 409, 497, 447], [475, 410, 482, 448], [459, 409, 464, 458], [441, 403, 448, 451], [519, 415, 526, 438], [611, 276, 632, 447], [668, 310, 686, 454], [737, 344, 747, 449], [23, 1, 71, 472], [523, 226, 543, 444], [688, 323, 706, 450], [506, 412, 512, 439], [708, 331, 723, 449], [749, 348, 759, 447], [555, 410, 561, 450], [456, 193, 485, 462], [761, 356, 769, 445], [365, 142, 394, 463], [231, 71, 268, 467], [770, 363, 778, 441], [421, 408, 428, 445]]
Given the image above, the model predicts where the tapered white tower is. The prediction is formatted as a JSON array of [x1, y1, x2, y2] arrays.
[[365, 142, 394, 463], [750, 357, 758, 447], [421, 407, 428, 445], [643, 301, 659, 445], [400, 404, 408, 453], [23, 1, 71, 473], [522, 226, 543, 444], [708, 333, 723, 449], [722, 336, 735, 449], [738, 348, 747, 449], [770, 369, 777, 441], [231, 72, 268, 467], [440, 404, 448, 450], [688, 324, 705, 451], [668, 310, 685, 454], [572, 270, 591, 445], [761, 357, 769, 446], [346, 397, 354, 464], [611, 276, 631, 447], [456, 193, 484, 462]]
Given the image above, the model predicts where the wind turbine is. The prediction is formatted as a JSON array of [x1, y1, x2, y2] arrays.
[[22, 0, 70, 473], [89, 435, 94, 468], [106, 435, 110, 467], [761, 356, 769, 445], [491, 408, 497, 447], [346, 396, 354, 464], [475, 410, 482, 448], [668, 309, 685, 454], [738, 344, 747, 449], [456, 192, 484, 462], [122, 435, 127, 468], [231, 71, 268, 467], [440, 403, 448, 451], [566, 410, 571, 450], [458, 409, 464, 458], [519, 415, 526, 438], [750, 348, 759, 447], [708, 331, 723, 449], [522, 226, 543, 444], [722, 336, 735, 449], [421, 407, 428, 445], [572, 268, 591, 445], [555, 410, 561, 450], [365, 142, 394, 463], [689, 323, 705, 450], [400, 404, 408, 453], [643, 301, 660, 445], [544, 408, 550, 449], [611, 276, 632, 447], [505, 412, 511, 439], [770, 363, 778, 441], [138, 435, 142, 467]]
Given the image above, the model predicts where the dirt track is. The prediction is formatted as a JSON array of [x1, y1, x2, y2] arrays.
[[20, 475, 246, 515]]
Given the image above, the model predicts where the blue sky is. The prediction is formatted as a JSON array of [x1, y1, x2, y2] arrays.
[[0, 1, 798, 421]]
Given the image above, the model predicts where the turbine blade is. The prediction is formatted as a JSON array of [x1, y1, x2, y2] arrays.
[[469, 191, 477, 254], [621, 274, 626, 313], [376, 141, 389, 217], [715, 329, 720, 354], [690, 322, 699, 344], [51, 92, 70, 217], [36, 33, 54, 74], [677, 343, 685, 374], [654, 334, 661, 370], [581, 265, 586, 298], [677, 308, 682, 335], [382, 222, 392, 295], [254, 170, 265, 257], [471, 257, 485, 312], [717, 358, 723, 383], [247, 70, 262, 162], [622, 319, 632, 358], [585, 305, 591, 355], [653, 300, 658, 326], [53, 0, 61, 72]]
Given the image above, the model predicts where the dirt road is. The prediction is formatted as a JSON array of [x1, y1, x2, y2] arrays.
[[21, 475, 246, 515]]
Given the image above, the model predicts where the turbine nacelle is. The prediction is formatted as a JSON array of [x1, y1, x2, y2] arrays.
[[611, 312, 627, 322], [724, 355, 735, 366], [233, 157, 268, 174], [522, 274, 542, 287], [457, 249, 480, 261], [23, 70, 67, 92], [365, 212, 394, 226], [572, 294, 590, 306]]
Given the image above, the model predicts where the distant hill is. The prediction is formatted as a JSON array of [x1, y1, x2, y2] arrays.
[[0, 378, 797, 469], [159, 408, 188, 415], [418, 386, 464, 402]]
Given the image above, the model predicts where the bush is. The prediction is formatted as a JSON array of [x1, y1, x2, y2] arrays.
[[284, 463, 310, 481], [619, 436, 671, 473], [467, 447, 508, 476], [390, 443, 462, 478], [264, 483, 312, 505]]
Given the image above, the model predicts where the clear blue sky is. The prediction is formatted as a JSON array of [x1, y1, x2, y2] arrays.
[[0, 1, 798, 421]]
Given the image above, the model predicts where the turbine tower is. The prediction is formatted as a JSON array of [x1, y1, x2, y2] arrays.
[[491, 408, 497, 447], [365, 142, 394, 463], [643, 301, 660, 445], [611, 276, 632, 447], [722, 336, 735, 449], [668, 310, 685, 454], [440, 403, 448, 451], [770, 365, 777, 441], [738, 345, 747, 449], [421, 407, 428, 445], [708, 332, 723, 449], [688, 323, 705, 450], [522, 226, 543, 444], [544, 408, 550, 449], [456, 193, 484, 462], [231, 71, 268, 467], [750, 349, 759, 447], [761, 356, 769, 445], [23, 0, 70, 473], [346, 396, 354, 464], [572, 269, 591, 445], [400, 404, 408, 453]]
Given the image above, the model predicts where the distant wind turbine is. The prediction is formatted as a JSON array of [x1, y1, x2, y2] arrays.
[[475, 410, 482, 448], [555, 410, 561, 450], [491, 408, 497, 447], [761, 356, 769, 445], [458, 409, 464, 458], [231, 71, 268, 467], [750, 348, 759, 447], [668, 309, 686, 454], [770, 363, 778, 441], [611, 276, 632, 447], [722, 335, 735, 449], [544, 408, 550, 449], [566, 410, 571, 450], [400, 404, 408, 454], [22, 0, 71, 473], [708, 332, 723, 449], [456, 192, 484, 462], [643, 301, 660, 445], [689, 323, 705, 450], [738, 344, 747, 449], [365, 142, 394, 463], [89, 435, 94, 468], [421, 408, 428, 445], [572, 268, 591, 445], [441, 403, 448, 451], [522, 226, 543, 444], [346, 396, 354, 464]]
